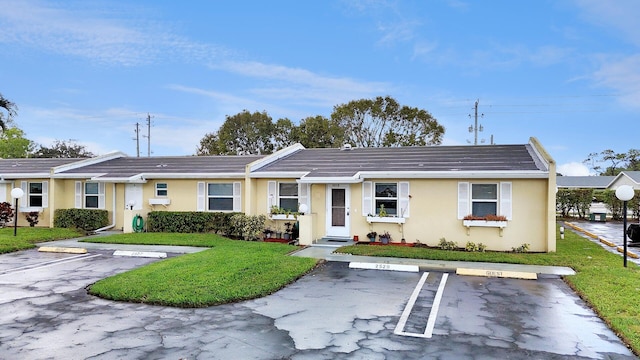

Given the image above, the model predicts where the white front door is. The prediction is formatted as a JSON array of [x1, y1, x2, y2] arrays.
[[125, 183, 143, 210], [326, 185, 350, 238]]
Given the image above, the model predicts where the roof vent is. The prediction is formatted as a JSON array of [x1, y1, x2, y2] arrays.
[[341, 144, 352, 151]]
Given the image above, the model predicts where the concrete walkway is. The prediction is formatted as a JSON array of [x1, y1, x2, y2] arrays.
[[564, 220, 640, 266], [291, 244, 576, 276]]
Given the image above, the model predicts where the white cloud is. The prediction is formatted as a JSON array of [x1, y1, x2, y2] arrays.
[[592, 54, 640, 109], [0, 0, 229, 66], [557, 162, 593, 176]]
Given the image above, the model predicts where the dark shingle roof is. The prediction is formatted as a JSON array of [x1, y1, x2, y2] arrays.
[[253, 144, 546, 177], [0, 158, 83, 176], [556, 176, 615, 188], [59, 155, 264, 178]]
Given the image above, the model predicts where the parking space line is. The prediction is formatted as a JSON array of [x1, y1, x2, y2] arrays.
[[394, 272, 448, 339], [0, 253, 101, 276]]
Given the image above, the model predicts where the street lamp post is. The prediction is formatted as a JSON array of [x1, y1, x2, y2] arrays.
[[615, 185, 635, 267], [10, 188, 24, 237]]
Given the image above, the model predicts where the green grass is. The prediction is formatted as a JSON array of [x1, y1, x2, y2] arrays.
[[337, 227, 640, 355], [0, 227, 85, 254], [87, 233, 318, 307]]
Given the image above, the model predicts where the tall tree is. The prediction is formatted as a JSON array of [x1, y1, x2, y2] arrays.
[[216, 110, 275, 155], [196, 131, 222, 156], [331, 96, 444, 147], [584, 149, 631, 175], [291, 115, 345, 148], [272, 118, 296, 151], [0, 127, 36, 158], [32, 140, 94, 158], [0, 93, 17, 131]]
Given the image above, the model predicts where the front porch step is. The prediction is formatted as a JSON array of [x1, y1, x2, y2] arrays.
[[313, 237, 355, 247]]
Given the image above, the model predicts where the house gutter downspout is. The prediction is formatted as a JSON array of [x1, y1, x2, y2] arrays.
[[94, 183, 117, 233]]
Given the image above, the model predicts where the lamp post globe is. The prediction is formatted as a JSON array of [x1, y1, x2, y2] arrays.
[[10, 188, 24, 237], [615, 185, 635, 267]]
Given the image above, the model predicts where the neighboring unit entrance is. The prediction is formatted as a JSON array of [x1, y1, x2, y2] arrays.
[[326, 185, 350, 238]]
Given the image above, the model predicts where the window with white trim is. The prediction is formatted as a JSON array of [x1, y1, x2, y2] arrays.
[[155, 183, 168, 197], [28, 182, 43, 207], [374, 183, 398, 216], [471, 184, 497, 217], [85, 183, 99, 209], [362, 181, 410, 218], [278, 183, 298, 212], [457, 182, 512, 220], [208, 183, 234, 211]]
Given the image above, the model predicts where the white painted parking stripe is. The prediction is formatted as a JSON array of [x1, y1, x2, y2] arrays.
[[394, 272, 429, 336], [394, 272, 448, 339], [113, 250, 167, 258], [424, 273, 448, 338], [0, 254, 101, 276]]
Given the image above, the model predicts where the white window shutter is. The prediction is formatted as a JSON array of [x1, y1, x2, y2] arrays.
[[0, 183, 6, 203], [500, 182, 512, 220], [298, 183, 309, 213], [42, 181, 49, 208], [233, 182, 242, 212], [98, 183, 106, 209], [75, 181, 82, 208], [457, 182, 470, 219], [267, 181, 277, 212], [399, 182, 410, 218], [362, 181, 373, 216], [197, 182, 205, 211], [20, 181, 27, 205]]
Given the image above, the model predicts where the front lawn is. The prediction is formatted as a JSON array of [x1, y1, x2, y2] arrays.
[[0, 227, 84, 254], [337, 225, 640, 355], [87, 233, 318, 307]]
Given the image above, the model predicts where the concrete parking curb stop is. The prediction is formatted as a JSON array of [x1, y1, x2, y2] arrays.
[[38, 246, 87, 254]]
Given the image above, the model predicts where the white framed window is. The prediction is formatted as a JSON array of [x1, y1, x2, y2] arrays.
[[75, 181, 104, 209], [278, 183, 298, 212], [197, 182, 241, 212], [20, 181, 48, 209], [208, 183, 234, 211], [457, 182, 512, 219], [362, 181, 410, 218], [85, 183, 100, 209], [374, 182, 398, 216], [156, 183, 168, 197], [28, 182, 44, 207]]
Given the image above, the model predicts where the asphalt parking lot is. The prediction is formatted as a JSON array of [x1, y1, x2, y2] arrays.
[[0, 247, 635, 360]]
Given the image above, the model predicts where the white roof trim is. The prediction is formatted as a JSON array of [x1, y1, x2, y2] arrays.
[[54, 172, 245, 180], [297, 175, 363, 184], [357, 170, 549, 179], [0, 173, 51, 179], [248, 143, 305, 172], [250, 171, 310, 179], [52, 151, 127, 173]]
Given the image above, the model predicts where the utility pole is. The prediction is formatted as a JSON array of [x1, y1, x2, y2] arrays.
[[146, 113, 152, 157], [133, 122, 141, 157], [468, 99, 486, 145]]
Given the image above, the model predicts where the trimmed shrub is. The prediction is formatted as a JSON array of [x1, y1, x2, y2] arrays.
[[54, 208, 109, 231], [0, 201, 14, 227], [146, 211, 241, 234]]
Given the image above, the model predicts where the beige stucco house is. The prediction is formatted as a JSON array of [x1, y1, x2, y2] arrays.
[[0, 137, 556, 252]]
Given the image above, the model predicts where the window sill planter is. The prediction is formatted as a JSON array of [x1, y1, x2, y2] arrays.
[[148, 198, 171, 206], [366, 216, 406, 224], [269, 214, 298, 221], [18, 207, 43, 213], [463, 220, 507, 236]]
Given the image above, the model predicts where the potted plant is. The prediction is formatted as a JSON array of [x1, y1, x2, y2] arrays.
[[366, 231, 377, 242], [378, 204, 388, 217], [379, 231, 391, 244], [283, 222, 293, 240]]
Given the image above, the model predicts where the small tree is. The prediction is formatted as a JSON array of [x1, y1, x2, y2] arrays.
[[0, 201, 14, 227]]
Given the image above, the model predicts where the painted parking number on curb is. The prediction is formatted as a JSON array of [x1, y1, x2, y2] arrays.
[[376, 264, 392, 270], [486, 270, 503, 277]]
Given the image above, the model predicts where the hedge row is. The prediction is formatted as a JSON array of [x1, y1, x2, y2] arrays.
[[54, 209, 110, 231], [146, 211, 242, 234]]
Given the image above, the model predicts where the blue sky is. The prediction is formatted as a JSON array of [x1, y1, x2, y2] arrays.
[[1, 0, 639, 176]]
